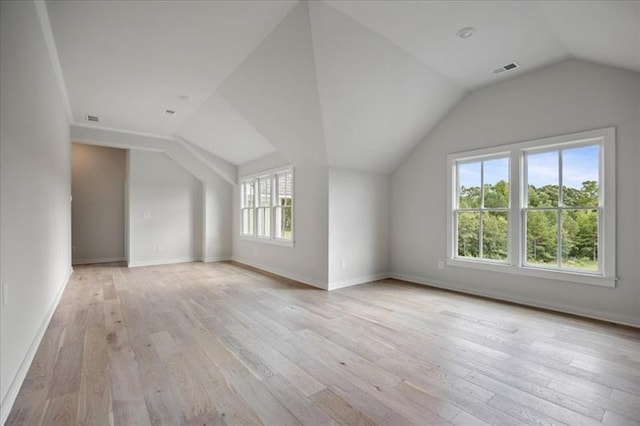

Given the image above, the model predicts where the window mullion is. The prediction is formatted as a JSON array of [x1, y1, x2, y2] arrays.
[[479, 161, 484, 259], [557, 151, 563, 268]]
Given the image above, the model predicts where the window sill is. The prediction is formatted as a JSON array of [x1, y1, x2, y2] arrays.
[[446, 258, 616, 288], [240, 236, 294, 248]]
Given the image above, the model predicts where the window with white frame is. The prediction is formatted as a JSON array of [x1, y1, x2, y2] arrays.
[[447, 127, 616, 287], [240, 168, 293, 244]]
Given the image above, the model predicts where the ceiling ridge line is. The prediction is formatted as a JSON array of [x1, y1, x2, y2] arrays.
[[34, 0, 73, 122]]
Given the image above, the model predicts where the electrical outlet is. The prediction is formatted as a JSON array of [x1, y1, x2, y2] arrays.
[[156, 244, 164, 253], [438, 261, 444, 269], [143, 212, 151, 220], [340, 259, 346, 269]]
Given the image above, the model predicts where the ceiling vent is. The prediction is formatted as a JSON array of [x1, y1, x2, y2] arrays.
[[86, 114, 100, 122], [491, 62, 520, 75]]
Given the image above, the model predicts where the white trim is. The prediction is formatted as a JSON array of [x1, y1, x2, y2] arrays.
[[72, 137, 164, 153], [239, 165, 294, 180], [34, 0, 73, 122], [203, 256, 232, 263], [127, 258, 197, 268], [72, 256, 125, 265], [71, 122, 175, 142], [239, 236, 294, 247], [0, 267, 73, 425], [388, 272, 639, 328], [446, 258, 616, 287], [231, 256, 325, 290], [174, 136, 237, 185], [328, 273, 389, 290]]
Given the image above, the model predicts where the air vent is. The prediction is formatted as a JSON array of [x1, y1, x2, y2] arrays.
[[163, 109, 176, 116], [86, 114, 100, 122], [491, 62, 520, 75]]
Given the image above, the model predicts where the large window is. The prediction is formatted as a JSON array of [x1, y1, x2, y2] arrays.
[[241, 168, 293, 245], [447, 128, 615, 287], [456, 156, 510, 262]]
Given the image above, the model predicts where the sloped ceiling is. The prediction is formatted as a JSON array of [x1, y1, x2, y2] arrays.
[[47, 0, 640, 173]]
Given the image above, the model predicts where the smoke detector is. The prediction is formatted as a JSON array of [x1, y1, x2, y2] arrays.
[[491, 62, 520, 75], [456, 27, 476, 39], [86, 114, 100, 123]]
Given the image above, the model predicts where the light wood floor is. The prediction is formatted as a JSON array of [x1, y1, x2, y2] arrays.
[[7, 262, 640, 426]]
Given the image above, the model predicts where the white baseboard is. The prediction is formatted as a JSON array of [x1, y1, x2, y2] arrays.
[[328, 273, 389, 290], [231, 256, 326, 290], [1, 267, 73, 425], [72, 256, 125, 265], [203, 256, 231, 263], [127, 257, 197, 268], [388, 272, 640, 328]]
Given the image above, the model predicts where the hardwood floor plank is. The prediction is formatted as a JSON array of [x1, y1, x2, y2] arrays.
[[203, 379, 263, 426], [468, 371, 602, 426], [263, 374, 335, 426], [7, 262, 639, 425], [311, 389, 377, 426], [487, 393, 568, 426], [41, 392, 78, 426], [47, 341, 83, 398], [144, 388, 181, 426]]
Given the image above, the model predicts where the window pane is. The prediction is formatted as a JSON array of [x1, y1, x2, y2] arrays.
[[242, 181, 255, 208], [257, 207, 271, 237], [526, 210, 558, 267], [482, 211, 508, 261], [562, 209, 598, 271], [458, 161, 481, 208], [242, 209, 254, 235], [527, 151, 558, 207], [483, 158, 509, 208], [562, 145, 599, 208], [457, 212, 479, 258], [275, 206, 292, 240], [259, 177, 271, 207]]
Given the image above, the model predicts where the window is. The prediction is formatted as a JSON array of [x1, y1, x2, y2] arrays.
[[447, 128, 615, 287], [240, 168, 293, 245], [456, 156, 510, 262], [274, 171, 293, 240]]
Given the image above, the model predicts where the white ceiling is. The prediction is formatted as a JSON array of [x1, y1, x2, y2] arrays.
[[47, 0, 640, 173]]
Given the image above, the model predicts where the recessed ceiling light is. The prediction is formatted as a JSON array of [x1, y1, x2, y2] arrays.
[[163, 109, 176, 116], [177, 95, 192, 102], [456, 27, 476, 39]]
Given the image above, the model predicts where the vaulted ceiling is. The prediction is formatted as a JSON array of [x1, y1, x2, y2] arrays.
[[47, 0, 640, 173]]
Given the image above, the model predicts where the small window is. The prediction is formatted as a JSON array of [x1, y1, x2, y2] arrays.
[[447, 127, 615, 287], [240, 168, 294, 245]]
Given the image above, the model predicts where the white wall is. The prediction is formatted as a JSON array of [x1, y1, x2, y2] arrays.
[[0, 0, 72, 421], [70, 126, 234, 265], [128, 150, 203, 267], [390, 59, 640, 326], [328, 168, 389, 289], [233, 153, 329, 288], [71, 143, 126, 264], [203, 180, 232, 262]]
